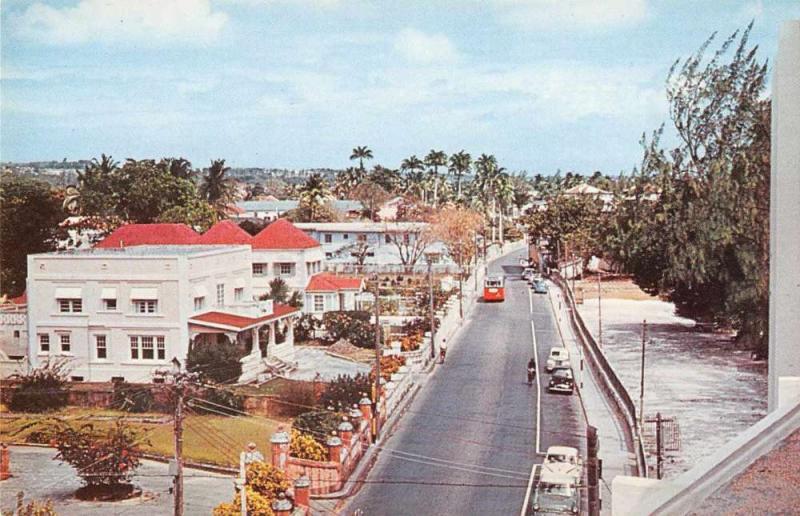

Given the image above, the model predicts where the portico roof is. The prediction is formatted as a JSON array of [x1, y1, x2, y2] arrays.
[[189, 303, 299, 332]]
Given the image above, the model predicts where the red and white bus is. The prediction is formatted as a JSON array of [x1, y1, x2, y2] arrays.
[[483, 276, 505, 302]]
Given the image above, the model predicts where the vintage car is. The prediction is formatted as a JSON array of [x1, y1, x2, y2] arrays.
[[545, 348, 570, 372], [547, 367, 575, 394], [542, 446, 583, 483], [530, 470, 580, 515]]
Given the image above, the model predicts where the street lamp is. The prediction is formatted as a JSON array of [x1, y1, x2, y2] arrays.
[[425, 251, 442, 360]]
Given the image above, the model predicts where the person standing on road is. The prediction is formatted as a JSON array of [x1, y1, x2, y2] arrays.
[[439, 339, 448, 363], [527, 358, 536, 385]]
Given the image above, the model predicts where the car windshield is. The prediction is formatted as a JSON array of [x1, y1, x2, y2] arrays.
[[536, 482, 574, 499], [547, 454, 568, 463], [553, 369, 572, 379], [551, 350, 563, 358]]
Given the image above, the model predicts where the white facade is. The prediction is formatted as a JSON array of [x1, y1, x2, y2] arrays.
[[251, 247, 325, 295], [303, 290, 361, 315], [26, 245, 253, 382], [293, 222, 429, 262]]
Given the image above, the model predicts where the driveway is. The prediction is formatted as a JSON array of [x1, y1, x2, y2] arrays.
[[0, 445, 234, 515]]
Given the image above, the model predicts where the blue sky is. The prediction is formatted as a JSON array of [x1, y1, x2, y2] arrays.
[[2, 0, 798, 174]]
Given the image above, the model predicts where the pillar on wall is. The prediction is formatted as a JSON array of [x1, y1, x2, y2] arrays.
[[267, 320, 277, 357], [769, 20, 800, 412], [326, 432, 343, 464], [270, 425, 290, 471], [271, 492, 293, 516], [251, 327, 260, 357], [293, 476, 311, 511], [338, 417, 354, 450]]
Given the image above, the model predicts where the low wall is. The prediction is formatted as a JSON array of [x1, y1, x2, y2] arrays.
[[551, 273, 648, 477]]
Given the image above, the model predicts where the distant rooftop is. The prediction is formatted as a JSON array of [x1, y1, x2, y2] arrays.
[[294, 221, 428, 232], [37, 245, 246, 257], [237, 199, 363, 212]]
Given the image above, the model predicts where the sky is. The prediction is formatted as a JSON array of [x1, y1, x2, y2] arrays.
[[1, 0, 799, 175]]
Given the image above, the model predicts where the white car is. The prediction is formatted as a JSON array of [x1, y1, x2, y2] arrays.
[[522, 268, 537, 281], [546, 347, 570, 372], [542, 446, 583, 483]]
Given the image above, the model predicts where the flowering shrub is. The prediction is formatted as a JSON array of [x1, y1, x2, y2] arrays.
[[370, 355, 406, 382], [213, 487, 274, 516], [293, 410, 343, 447], [318, 373, 371, 412], [400, 333, 423, 352], [246, 461, 291, 499], [290, 429, 327, 461], [53, 420, 143, 488]]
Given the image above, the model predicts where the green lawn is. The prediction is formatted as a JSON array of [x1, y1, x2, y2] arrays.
[[0, 408, 284, 468]]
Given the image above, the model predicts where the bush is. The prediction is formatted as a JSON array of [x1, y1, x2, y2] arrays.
[[322, 311, 381, 349], [199, 387, 245, 416], [213, 488, 274, 516], [278, 381, 317, 416], [290, 429, 327, 461], [113, 383, 155, 413], [318, 373, 371, 412], [4, 499, 57, 516], [294, 314, 320, 342], [213, 462, 289, 516], [53, 420, 144, 488], [293, 410, 343, 447], [9, 360, 70, 413], [400, 333, 423, 352], [370, 355, 406, 382], [186, 336, 247, 384]]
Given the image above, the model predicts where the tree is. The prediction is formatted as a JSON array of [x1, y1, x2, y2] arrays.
[[369, 165, 402, 193], [400, 155, 426, 201], [72, 154, 119, 216], [385, 223, 432, 271], [333, 167, 364, 198], [157, 201, 217, 232], [158, 157, 194, 180], [199, 159, 237, 217], [606, 24, 770, 354], [0, 174, 65, 296], [430, 206, 483, 316], [424, 150, 447, 205], [265, 278, 289, 304], [351, 180, 391, 220], [297, 173, 331, 221], [524, 193, 607, 261], [350, 146, 373, 172], [448, 150, 472, 200], [187, 336, 247, 383], [9, 360, 70, 413], [54, 420, 143, 497]]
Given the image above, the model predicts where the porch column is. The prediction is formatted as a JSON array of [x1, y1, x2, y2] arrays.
[[251, 327, 261, 357], [286, 317, 295, 347], [267, 320, 277, 357]]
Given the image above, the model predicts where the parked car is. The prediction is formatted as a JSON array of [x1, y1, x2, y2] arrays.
[[545, 347, 570, 372], [548, 367, 575, 394], [533, 280, 548, 294], [530, 470, 580, 515], [542, 446, 583, 483]]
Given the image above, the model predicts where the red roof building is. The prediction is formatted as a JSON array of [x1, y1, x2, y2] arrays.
[[189, 304, 299, 332], [251, 219, 321, 250], [196, 220, 253, 245], [95, 223, 201, 248], [306, 273, 364, 292]]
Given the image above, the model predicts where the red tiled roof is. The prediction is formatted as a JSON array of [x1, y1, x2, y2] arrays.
[[4, 292, 27, 305], [251, 219, 320, 250], [306, 273, 364, 292], [197, 220, 253, 245], [95, 224, 200, 248], [189, 304, 299, 330]]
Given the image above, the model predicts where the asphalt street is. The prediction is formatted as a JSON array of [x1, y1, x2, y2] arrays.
[[347, 250, 586, 516]]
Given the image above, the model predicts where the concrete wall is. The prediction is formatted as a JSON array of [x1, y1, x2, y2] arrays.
[[769, 20, 800, 412]]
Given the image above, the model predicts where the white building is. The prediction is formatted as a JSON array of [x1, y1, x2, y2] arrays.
[[0, 294, 28, 378], [26, 245, 299, 383], [236, 199, 363, 221], [293, 222, 430, 262], [303, 273, 365, 315]]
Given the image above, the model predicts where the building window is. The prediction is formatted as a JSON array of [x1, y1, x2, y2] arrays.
[[71, 376, 84, 382], [13, 330, 20, 339], [385, 234, 391, 244], [324, 234, 332, 243], [103, 299, 117, 311], [96, 335, 107, 359], [343, 233, 349, 240], [234, 288, 244, 302], [253, 263, 265, 276], [216, 284, 225, 306], [326, 253, 332, 259], [133, 300, 157, 313], [314, 295, 325, 312], [58, 298, 82, 313], [357, 234, 367, 242], [39, 334, 50, 353], [279, 263, 293, 276], [403, 233, 410, 244], [60, 334, 71, 353], [194, 296, 205, 311], [142, 336, 154, 359], [130, 335, 165, 360]]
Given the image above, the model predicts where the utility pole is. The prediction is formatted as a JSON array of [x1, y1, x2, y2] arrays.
[[428, 257, 437, 361], [656, 412, 663, 479], [372, 276, 381, 441], [587, 425, 600, 516], [639, 320, 647, 429], [597, 272, 603, 348], [174, 381, 184, 516]]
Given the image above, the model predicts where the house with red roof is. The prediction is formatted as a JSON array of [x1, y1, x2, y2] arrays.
[[250, 219, 324, 296], [303, 273, 365, 315], [95, 223, 201, 248]]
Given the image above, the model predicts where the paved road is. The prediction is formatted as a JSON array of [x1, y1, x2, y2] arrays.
[[347, 250, 586, 516]]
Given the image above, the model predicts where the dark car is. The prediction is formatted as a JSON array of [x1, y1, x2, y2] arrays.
[[548, 367, 574, 394], [533, 280, 548, 294]]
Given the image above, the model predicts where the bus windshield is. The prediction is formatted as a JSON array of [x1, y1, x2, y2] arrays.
[[485, 278, 503, 287]]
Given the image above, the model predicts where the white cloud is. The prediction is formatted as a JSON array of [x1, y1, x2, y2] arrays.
[[393, 28, 459, 64], [491, 0, 648, 30], [11, 0, 228, 45]]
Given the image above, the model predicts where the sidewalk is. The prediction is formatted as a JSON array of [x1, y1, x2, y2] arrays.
[[547, 284, 636, 514]]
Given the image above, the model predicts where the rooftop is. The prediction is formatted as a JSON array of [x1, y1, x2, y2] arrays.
[[251, 219, 321, 250], [237, 199, 363, 212], [293, 221, 428, 232], [196, 220, 253, 245], [95, 223, 200, 247], [306, 272, 364, 292], [189, 304, 299, 331], [36, 245, 246, 257]]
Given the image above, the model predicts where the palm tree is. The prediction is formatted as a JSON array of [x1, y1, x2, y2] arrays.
[[71, 154, 119, 215], [334, 167, 363, 198], [200, 159, 237, 217], [350, 146, 373, 172], [369, 165, 402, 193], [424, 149, 447, 205], [474, 154, 510, 243], [448, 150, 472, 200], [298, 173, 331, 221], [400, 155, 425, 201], [159, 157, 194, 180]]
